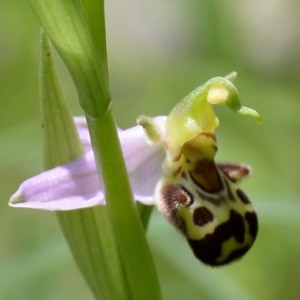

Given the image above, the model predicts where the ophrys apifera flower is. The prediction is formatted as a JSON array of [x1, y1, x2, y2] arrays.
[[9, 74, 261, 266]]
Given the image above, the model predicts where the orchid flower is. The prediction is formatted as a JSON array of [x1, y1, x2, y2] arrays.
[[9, 74, 261, 266], [9, 74, 260, 209]]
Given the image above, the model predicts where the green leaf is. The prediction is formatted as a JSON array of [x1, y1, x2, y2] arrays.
[[39, 32, 82, 167], [136, 202, 154, 230], [30, 0, 110, 118], [56, 208, 131, 300], [81, 0, 108, 70], [40, 31, 131, 299]]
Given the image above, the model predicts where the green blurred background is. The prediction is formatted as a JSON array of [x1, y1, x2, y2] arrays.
[[1, 0, 300, 299]]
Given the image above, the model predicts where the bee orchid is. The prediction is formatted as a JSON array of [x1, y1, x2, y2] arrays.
[[9, 74, 261, 266]]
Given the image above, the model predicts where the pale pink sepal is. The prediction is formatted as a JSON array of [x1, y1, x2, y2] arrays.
[[9, 117, 166, 211]]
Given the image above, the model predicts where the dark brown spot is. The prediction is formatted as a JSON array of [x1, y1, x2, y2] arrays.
[[189, 160, 223, 193], [187, 210, 246, 266], [230, 210, 245, 243], [193, 207, 214, 227], [236, 189, 250, 204], [245, 211, 258, 240]]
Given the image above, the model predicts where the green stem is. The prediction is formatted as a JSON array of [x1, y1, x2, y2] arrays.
[[86, 110, 161, 300]]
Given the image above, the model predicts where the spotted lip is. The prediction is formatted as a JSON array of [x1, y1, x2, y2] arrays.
[[187, 209, 258, 266]]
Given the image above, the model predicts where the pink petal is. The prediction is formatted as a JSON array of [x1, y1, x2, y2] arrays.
[[9, 117, 166, 210], [9, 151, 104, 210]]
